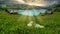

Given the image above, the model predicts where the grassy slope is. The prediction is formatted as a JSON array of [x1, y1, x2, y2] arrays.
[[0, 10, 60, 34]]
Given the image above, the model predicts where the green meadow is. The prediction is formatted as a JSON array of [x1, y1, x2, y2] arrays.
[[0, 9, 60, 34]]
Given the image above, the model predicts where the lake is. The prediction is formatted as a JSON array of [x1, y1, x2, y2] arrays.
[[17, 9, 46, 16]]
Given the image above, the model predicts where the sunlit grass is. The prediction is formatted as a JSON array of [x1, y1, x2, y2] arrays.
[[0, 10, 60, 34]]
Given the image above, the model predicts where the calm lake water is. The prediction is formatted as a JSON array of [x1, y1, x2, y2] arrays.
[[17, 9, 46, 16]]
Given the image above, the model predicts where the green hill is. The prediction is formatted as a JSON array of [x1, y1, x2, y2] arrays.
[[0, 8, 60, 34]]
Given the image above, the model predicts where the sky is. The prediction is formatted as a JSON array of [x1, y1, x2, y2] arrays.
[[0, 0, 60, 7], [10, 0, 60, 7]]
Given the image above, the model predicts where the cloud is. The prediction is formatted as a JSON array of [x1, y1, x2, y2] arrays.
[[13, 0, 59, 7], [0, 0, 60, 7]]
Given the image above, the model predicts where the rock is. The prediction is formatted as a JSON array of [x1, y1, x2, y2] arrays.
[[27, 21, 33, 27], [27, 21, 44, 28], [35, 24, 44, 28]]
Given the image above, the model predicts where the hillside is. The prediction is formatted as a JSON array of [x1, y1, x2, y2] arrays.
[[0, 7, 60, 34]]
